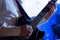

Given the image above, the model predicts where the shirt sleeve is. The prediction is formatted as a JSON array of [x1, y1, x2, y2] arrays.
[[0, 0, 22, 28]]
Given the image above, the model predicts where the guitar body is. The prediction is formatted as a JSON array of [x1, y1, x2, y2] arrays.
[[28, 28, 45, 40]]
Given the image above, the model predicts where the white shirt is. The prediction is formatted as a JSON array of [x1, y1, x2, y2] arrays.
[[0, 0, 21, 28]]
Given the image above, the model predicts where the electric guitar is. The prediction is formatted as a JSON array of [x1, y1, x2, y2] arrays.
[[15, 0, 57, 40]]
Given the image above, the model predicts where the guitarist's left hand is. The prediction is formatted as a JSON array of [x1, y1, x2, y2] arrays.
[[45, 1, 56, 20]]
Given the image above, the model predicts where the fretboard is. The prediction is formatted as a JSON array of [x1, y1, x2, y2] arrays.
[[30, 2, 51, 30], [30, 0, 57, 30]]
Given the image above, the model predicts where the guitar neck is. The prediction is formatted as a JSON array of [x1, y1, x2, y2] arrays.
[[30, 5, 49, 30], [30, 0, 57, 30]]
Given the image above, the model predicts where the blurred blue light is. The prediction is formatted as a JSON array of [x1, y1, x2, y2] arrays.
[[38, 3, 60, 40]]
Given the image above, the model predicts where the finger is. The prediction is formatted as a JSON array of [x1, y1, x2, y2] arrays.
[[26, 25, 33, 35]]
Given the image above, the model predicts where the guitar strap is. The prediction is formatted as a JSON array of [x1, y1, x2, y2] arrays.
[[15, 0, 32, 26]]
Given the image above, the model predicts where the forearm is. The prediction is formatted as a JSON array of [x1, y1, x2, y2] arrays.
[[0, 25, 21, 37]]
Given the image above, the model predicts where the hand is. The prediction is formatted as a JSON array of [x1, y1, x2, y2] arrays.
[[45, 1, 56, 20], [20, 25, 33, 38]]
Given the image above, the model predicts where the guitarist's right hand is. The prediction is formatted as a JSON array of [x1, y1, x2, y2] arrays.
[[0, 24, 33, 39], [20, 25, 33, 38]]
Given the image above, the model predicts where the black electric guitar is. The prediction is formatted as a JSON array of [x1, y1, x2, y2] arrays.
[[15, 0, 57, 40]]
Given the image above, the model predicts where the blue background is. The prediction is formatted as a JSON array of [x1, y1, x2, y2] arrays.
[[38, 3, 60, 40]]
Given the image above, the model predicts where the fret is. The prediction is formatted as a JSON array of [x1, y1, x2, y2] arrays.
[[34, 18, 41, 24], [38, 17, 42, 21], [36, 12, 46, 21], [36, 18, 40, 22], [30, 20, 36, 26], [35, 12, 46, 22], [37, 13, 43, 19], [36, 16, 42, 21], [30, 12, 47, 29], [34, 20, 38, 25], [31, 19, 38, 25]]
